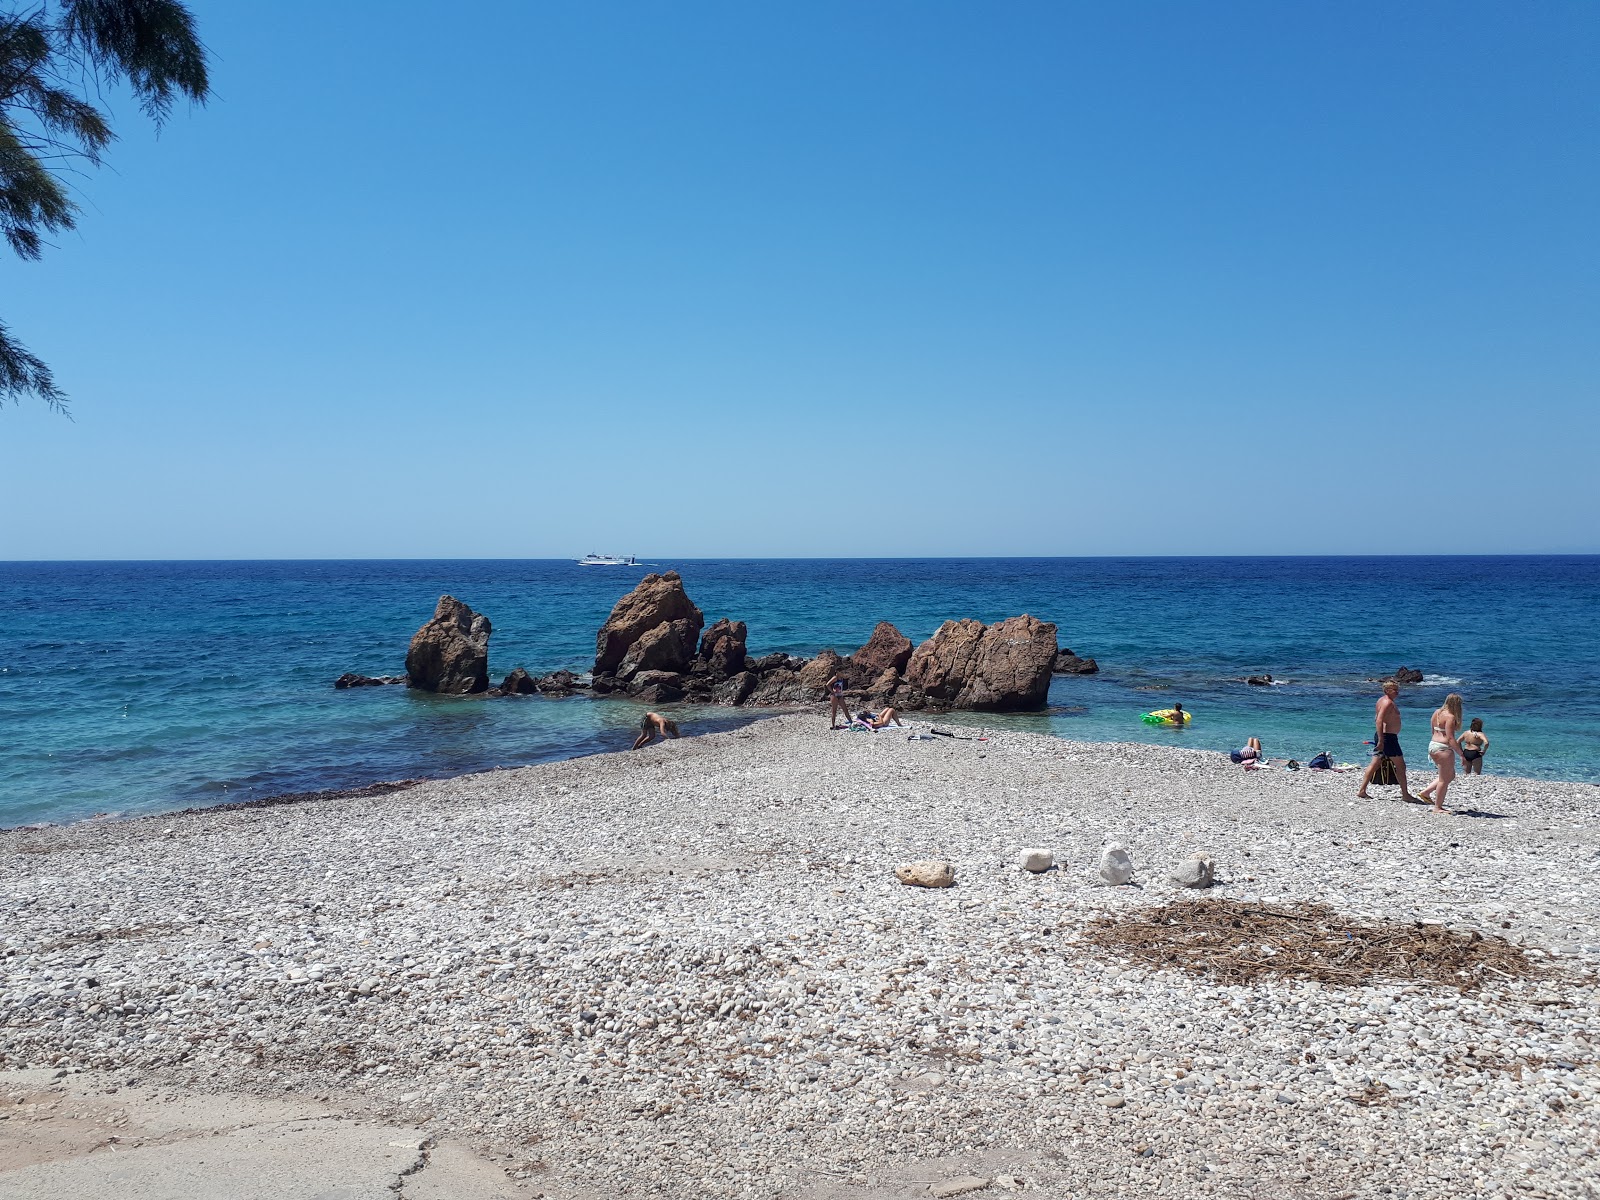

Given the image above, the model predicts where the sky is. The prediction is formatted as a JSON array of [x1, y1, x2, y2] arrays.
[[2, 0, 1597, 559]]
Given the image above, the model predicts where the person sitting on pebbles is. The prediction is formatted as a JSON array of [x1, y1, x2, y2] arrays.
[[632, 711, 681, 750]]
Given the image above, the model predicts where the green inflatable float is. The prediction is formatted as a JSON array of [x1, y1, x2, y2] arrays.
[[1142, 708, 1191, 726]]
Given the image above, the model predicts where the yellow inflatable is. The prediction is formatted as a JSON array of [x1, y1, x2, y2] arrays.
[[1142, 708, 1191, 726]]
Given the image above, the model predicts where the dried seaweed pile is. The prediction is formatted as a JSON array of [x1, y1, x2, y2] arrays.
[[1078, 899, 1538, 990]]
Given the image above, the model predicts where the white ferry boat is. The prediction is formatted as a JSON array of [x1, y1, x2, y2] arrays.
[[577, 554, 639, 567]]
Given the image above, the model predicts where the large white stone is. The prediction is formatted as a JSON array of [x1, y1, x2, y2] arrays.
[[1170, 853, 1215, 888], [1099, 844, 1133, 885], [1018, 848, 1055, 873]]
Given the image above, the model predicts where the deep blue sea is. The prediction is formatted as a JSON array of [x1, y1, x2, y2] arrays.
[[2, 557, 1597, 826]]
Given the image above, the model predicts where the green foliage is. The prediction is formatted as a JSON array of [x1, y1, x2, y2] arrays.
[[1, 1, 208, 413]]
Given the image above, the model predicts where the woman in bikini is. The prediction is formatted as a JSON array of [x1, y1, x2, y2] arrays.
[[1417, 692, 1464, 814], [827, 675, 851, 729], [854, 706, 903, 730], [1458, 718, 1489, 775]]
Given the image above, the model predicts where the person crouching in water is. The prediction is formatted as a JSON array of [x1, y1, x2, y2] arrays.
[[633, 711, 680, 750]]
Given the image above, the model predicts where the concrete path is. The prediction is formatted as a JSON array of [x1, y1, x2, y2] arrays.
[[0, 1070, 527, 1200]]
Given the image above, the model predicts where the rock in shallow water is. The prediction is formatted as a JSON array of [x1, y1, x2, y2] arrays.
[[405, 595, 491, 694]]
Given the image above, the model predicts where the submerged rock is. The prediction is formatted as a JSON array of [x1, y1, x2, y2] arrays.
[[404, 596, 491, 694], [536, 669, 583, 694], [1053, 649, 1100, 675], [500, 667, 539, 695], [333, 673, 405, 689]]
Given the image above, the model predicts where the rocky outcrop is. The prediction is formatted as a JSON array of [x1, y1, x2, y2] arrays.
[[695, 618, 748, 679], [904, 615, 1057, 711], [405, 596, 491, 695], [1053, 649, 1099, 675], [617, 619, 698, 680], [333, 673, 405, 689], [1245, 674, 1274, 686], [1392, 667, 1424, 685], [848, 622, 913, 682], [594, 572, 703, 677], [581, 574, 1058, 714]]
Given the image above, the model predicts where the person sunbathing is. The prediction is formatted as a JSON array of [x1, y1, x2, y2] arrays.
[[853, 706, 903, 730], [632, 711, 681, 749]]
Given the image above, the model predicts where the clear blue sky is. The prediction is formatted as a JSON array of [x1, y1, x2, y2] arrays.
[[3, 0, 1596, 558]]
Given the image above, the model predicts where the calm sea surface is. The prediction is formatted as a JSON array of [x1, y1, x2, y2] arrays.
[[2, 557, 1596, 826]]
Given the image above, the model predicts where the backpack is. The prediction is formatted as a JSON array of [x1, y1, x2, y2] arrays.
[[1308, 751, 1332, 770]]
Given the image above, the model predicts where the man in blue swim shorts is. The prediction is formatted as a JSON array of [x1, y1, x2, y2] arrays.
[[1357, 679, 1417, 802]]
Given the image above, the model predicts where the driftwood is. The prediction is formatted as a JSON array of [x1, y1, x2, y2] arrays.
[[1077, 899, 1540, 991]]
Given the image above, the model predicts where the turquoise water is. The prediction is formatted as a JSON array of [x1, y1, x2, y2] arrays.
[[1, 557, 1596, 826]]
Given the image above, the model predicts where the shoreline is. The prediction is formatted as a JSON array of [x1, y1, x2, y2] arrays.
[[12, 700, 1596, 834], [5, 715, 1596, 1196]]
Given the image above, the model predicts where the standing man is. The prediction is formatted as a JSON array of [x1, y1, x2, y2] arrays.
[[1356, 679, 1416, 801]]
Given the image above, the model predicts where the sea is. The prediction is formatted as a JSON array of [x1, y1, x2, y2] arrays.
[[2, 557, 1596, 827]]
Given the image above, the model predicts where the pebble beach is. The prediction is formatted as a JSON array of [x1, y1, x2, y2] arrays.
[[4, 715, 1597, 1199]]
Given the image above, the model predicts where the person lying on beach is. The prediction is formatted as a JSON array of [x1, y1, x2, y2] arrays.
[[632, 711, 681, 750], [853, 706, 903, 730], [1230, 737, 1262, 763], [827, 675, 851, 730], [1459, 718, 1489, 775], [1357, 680, 1417, 802]]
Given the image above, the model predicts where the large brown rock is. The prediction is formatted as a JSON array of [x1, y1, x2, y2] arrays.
[[627, 670, 685, 704], [697, 618, 748, 679], [405, 596, 492, 694], [713, 670, 759, 706], [904, 614, 1057, 711], [594, 571, 704, 676], [617, 619, 697, 680], [848, 621, 913, 681]]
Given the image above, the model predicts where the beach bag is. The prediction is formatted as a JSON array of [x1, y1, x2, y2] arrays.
[[1229, 749, 1244, 763], [1371, 755, 1398, 786], [1308, 751, 1332, 770]]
